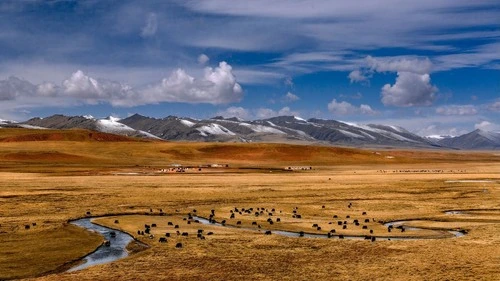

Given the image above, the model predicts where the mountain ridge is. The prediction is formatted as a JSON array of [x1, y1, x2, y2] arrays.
[[4, 113, 498, 150]]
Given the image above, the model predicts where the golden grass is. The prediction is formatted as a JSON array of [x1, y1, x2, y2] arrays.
[[0, 128, 499, 280], [0, 224, 102, 280]]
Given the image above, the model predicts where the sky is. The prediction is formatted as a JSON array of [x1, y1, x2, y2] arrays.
[[0, 0, 499, 136]]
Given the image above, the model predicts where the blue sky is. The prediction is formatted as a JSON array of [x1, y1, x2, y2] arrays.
[[0, 0, 499, 136]]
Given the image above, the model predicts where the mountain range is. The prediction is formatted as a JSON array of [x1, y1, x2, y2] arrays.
[[1, 114, 498, 150]]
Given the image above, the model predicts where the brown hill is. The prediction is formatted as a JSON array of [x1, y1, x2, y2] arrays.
[[0, 128, 146, 142], [0, 128, 498, 173]]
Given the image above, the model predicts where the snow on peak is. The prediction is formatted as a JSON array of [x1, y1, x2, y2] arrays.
[[340, 121, 417, 143], [389, 125, 405, 133], [82, 115, 95, 120], [477, 130, 500, 142], [426, 135, 448, 140], [97, 117, 134, 133], [18, 124, 48, 130], [239, 123, 285, 134], [0, 119, 15, 125], [293, 116, 307, 122], [339, 121, 360, 128], [196, 123, 236, 137], [266, 121, 278, 127], [338, 129, 365, 139], [107, 116, 121, 122], [180, 119, 195, 127]]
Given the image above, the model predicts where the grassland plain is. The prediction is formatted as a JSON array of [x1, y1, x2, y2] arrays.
[[0, 129, 499, 280]]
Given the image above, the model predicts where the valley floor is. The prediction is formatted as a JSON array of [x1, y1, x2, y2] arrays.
[[0, 135, 499, 280]]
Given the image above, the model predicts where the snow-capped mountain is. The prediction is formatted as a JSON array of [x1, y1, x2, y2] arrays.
[[0, 119, 15, 126], [0, 118, 47, 129], [120, 114, 437, 147], [21, 114, 159, 139], [18, 113, 500, 150], [436, 129, 500, 150]]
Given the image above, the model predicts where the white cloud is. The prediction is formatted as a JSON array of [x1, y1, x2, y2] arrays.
[[216, 106, 251, 120], [232, 69, 285, 85], [417, 124, 460, 137], [198, 54, 210, 65], [0, 76, 35, 100], [277, 106, 297, 116], [348, 70, 368, 83], [279, 52, 344, 63], [366, 56, 432, 74], [364, 113, 482, 137], [436, 105, 477, 116], [488, 101, 500, 112], [339, 92, 362, 99], [0, 61, 243, 107], [141, 13, 158, 37], [381, 72, 437, 107], [359, 104, 377, 115], [327, 99, 377, 116], [255, 106, 299, 119], [284, 92, 300, 102], [434, 42, 500, 71], [144, 61, 242, 105], [62, 70, 138, 106], [255, 108, 277, 119], [36, 82, 59, 97], [474, 121, 499, 131]]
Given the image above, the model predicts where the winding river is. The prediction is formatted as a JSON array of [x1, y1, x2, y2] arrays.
[[67, 218, 134, 272], [68, 212, 467, 272], [193, 216, 465, 240]]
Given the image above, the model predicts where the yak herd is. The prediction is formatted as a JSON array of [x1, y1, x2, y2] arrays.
[[109, 202, 404, 249]]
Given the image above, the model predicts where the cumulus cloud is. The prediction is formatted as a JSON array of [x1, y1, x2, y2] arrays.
[[141, 13, 158, 37], [36, 82, 59, 97], [255, 108, 276, 119], [0, 76, 36, 100], [283, 92, 300, 102], [381, 72, 437, 107], [143, 61, 242, 104], [488, 101, 500, 112], [0, 61, 243, 108], [198, 54, 210, 65], [348, 70, 368, 83], [216, 106, 251, 120], [277, 106, 297, 116], [327, 99, 377, 116], [366, 56, 432, 74], [349, 56, 438, 107], [474, 121, 499, 131], [62, 70, 138, 106], [436, 105, 477, 116], [255, 106, 299, 119], [359, 104, 377, 115]]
